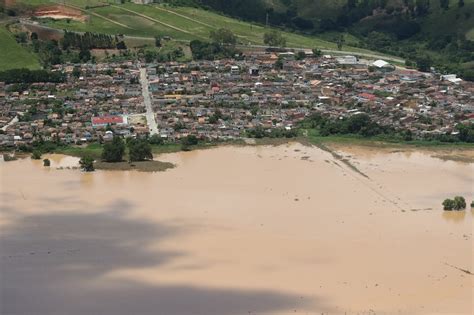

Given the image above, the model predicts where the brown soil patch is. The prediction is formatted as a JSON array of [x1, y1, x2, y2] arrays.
[[34, 5, 88, 22]]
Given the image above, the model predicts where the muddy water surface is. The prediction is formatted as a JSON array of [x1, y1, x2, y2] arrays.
[[1, 144, 473, 315]]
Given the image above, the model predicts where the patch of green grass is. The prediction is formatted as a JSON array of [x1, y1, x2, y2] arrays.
[[305, 130, 474, 150], [55, 142, 103, 159], [0, 26, 41, 71]]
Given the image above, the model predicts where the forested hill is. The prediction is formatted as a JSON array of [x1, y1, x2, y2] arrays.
[[188, 0, 474, 80]]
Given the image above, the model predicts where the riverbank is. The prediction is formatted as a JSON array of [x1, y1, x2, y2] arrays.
[[2, 135, 473, 170]]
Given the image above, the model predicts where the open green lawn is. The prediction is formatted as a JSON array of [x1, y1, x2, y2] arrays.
[[0, 26, 41, 71]]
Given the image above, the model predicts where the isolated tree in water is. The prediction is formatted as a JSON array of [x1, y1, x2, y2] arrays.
[[79, 156, 95, 172]]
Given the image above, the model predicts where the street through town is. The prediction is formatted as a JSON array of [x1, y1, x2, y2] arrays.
[[139, 68, 158, 136]]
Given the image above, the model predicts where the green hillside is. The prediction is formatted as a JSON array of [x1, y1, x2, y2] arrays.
[[0, 26, 41, 71], [11, 0, 385, 55]]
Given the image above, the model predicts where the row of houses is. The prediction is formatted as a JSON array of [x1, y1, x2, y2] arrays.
[[0, 52, 473, 147]]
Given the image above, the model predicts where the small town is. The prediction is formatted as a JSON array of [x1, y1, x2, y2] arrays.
[[2, 0, 474, 314], [1, 50, 473, 148]]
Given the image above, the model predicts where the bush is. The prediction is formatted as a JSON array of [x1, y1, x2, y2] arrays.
[[443, 196, 466, 211], [128, 139, 153, 162], [148, 134, 164, 145], [31, 150, 42, 160], [79, 156, 95, 172], [101, 136, 125, 162], [182, 135, 199, 146], [43, 159, 51, 167], [453, 196, 466, 210]]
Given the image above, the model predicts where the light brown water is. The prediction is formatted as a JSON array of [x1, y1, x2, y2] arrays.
[[1, 144, 473, 315]]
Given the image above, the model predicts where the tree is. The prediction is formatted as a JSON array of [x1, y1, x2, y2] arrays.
[[72, 66, 81, 78], [208, 109, 223, 124], [148, 134, 164, 145], [144, 50, 156, 63], [458, 0, 465, 7], [210, 28, 237, 46], [43, 158, 51, 167], [31, 150, 42, 160], [155, 36, 162, 47], [415, 55, 432, 72], [128, 139, 153, 162], [453, 196, 466, 210], [295, 51, 306, 60], [79, 156, 95, 172], [443, 198, 455, 210], [181, 136, 198, 151], [30, 32, 39, 41], [439, 0, 449, 10], [102, 136, 125, 162], [415, 0, 430, 16], [116, 41, 127, 50], [274, 58, 284, 69], [263, 30, 287, 47], [312, 48, 322, 57], [79, 48, 91, 62], [337, 34, 345, 51], [443, 196, 467, 210]]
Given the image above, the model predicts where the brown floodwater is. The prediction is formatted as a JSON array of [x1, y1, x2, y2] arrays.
[[1, 144, 473, 315]]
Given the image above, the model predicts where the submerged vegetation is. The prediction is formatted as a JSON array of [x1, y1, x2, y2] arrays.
[[442, 196, 467, 211]]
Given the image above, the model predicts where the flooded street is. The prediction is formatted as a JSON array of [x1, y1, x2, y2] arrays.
[[1, 144, 473, 314]]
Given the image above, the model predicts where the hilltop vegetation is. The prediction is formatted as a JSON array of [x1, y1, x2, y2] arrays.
[[193, 0, 474, 79], [6, 0, 387, 53], [3, 0, 472, 78]]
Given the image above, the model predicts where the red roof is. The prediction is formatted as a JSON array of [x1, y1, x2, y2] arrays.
[[359, 93, 376, 101], [92, 116, 123, 126]]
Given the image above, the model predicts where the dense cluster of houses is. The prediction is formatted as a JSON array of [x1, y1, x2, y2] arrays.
[[0, 51, 473, 147]]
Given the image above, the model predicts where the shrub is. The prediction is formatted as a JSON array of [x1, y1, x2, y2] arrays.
[[79, 156, 95, 172], [442, 198, 455, 210], [102, 136, 125, 162], [453, 196, 466, 210], [31, 150, 42, 160], [443, 196, 466, 211], [128, 139, 153, 162], [43, 159, 51, 167]]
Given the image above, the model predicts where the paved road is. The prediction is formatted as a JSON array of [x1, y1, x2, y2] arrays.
[[139, 68, 158, 136], [1, 116, 18, 132], [238, 44, 405, 64]]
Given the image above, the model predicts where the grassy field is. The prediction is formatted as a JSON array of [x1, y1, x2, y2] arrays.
[[14, 0, 387, 54], [0, 26, 41, 71]]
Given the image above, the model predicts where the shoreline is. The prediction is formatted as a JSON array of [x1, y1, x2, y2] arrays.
[[1, 136, 474, 171]]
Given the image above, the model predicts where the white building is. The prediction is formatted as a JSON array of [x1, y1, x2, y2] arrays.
[[440, 74, 462, 84], [337, 55, 358, 65]]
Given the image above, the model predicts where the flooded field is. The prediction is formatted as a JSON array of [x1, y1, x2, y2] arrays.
[[1, 144, 473, 314]]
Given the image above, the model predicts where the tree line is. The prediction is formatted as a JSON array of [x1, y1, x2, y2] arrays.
[[0, 69, 65, 84], [62, 31, 126, 50], [190, 28, 241, 60], [300, 112, 474, 143]]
